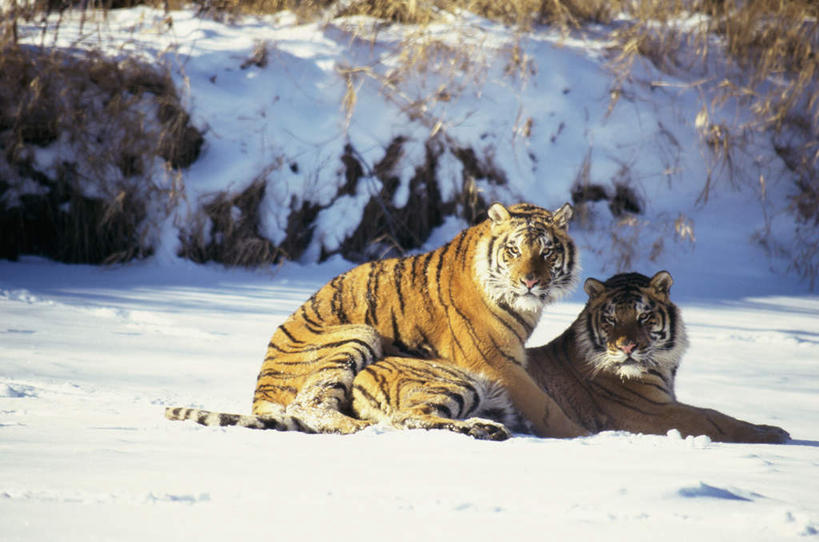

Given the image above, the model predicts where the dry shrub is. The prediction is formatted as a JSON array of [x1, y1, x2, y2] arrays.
[[340, 135, 501, 261], [708, 2, 817, 285], [570, 153, 694, 272], [581, 211, 697, 274], [704, 0, 818, 284], [339, 137, 446, 261], [0, 161, 150, 263], [177, 135, 502, 265], [0, 43, 203, 263], [609, 0, 817, 148], [179, 179, 282, 267], [334, 28, 491, 139], [572, 174, 643, 221], [5, 1, 815, 277], [183, 0, 619, 27], [189, 0, 332, 21], [602, 0, 818, 284], [334, 0, 439, 24]]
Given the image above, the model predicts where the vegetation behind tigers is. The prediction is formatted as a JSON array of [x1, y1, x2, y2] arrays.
[[1, 0, 816, 284]]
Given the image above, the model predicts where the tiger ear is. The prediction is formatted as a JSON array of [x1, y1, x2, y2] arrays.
[[487, 202, 511, 224], [649, 270, 673, 298], [584, 277, 606, 298], [551, 203, 573, 229]]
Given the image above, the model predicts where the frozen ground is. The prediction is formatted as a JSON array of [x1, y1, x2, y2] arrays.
[[1, 257, 818, 541]]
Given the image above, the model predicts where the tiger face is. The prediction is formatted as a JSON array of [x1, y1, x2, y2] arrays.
[[477, 202, 579, 315], [578, 271, 688, 380]]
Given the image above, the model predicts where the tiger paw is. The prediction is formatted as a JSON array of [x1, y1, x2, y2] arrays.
[[751, 423, 790, 444], [459, 418, 512, 441]]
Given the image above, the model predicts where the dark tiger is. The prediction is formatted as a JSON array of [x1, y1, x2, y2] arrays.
[[166, 202, 586, 438]]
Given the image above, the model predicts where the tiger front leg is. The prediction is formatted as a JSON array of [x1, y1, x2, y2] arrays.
[[651, 403, 791, 444], [391, 409, 511, 441], [351, 357, 514, 441], [489, 361, 588, 438]]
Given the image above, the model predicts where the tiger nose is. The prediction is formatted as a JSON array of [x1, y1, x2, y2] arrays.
[[523, 276, 539, 289], [617, 340, 636, 355]]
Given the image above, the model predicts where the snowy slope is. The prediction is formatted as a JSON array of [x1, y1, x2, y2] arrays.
[[9, 6, 809, 289], [2, 6, 818, 541]]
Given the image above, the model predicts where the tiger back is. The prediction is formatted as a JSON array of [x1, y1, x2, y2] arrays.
[[166, 202, 586, 438]]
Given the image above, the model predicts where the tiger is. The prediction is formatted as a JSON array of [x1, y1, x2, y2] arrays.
[[352, 270, 790, 443], [165, 202, 588, 439], [526, 270, 790, 443]]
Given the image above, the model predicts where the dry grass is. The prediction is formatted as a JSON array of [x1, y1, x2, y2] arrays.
[[180, 0, 619, 27], [609, 1, 817, 173], [2, 0, 816, 278], [329, 0, 816, 277], [602, 0, 817, 283], [325, 136, 503, 261], [0, 42, 202, 263], [176, 134, 503, 264], [178, 178, 282, 266]]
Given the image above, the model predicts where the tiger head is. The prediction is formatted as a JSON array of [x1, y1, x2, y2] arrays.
[[576, 271, 688, 382], [476, 202, 579, 315]]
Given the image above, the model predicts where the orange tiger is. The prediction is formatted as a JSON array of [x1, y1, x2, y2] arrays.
[[352, 271, 790, 443], [165, 202, 587, 438]]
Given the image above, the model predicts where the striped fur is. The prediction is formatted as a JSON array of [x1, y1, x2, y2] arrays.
[[163, 406, 310, 431], [576, 271, 687, 385], [525, 271, 791, 443], [165, 202, 586, 439], [352, 357, 526, 440], [353, 271, 789, 443]]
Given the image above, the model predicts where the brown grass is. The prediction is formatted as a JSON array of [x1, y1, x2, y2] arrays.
[[175, 0, 620, 27], [3, 0, 816, 278], [0, 43, 202, 263], [175, 134, 503, 265], [324, 136, 504, 261], [178, 178, 282, 266], [601, 0, 818, 282]]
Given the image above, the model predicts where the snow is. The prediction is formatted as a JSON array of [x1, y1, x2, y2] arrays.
[[2, 5, 818, 541], [1, 257, 818, 540]]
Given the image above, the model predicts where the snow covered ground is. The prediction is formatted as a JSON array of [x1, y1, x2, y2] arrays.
[[1, 257, 818, 540], [2, 5, 818, 540]]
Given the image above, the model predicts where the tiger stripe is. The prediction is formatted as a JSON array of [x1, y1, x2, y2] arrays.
[[351, 357, 524, 440]]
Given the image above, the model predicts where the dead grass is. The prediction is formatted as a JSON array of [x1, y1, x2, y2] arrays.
[[602, 0, 818, 283], [176, 134, 502, 264], [327, 136, 502, 261], [178, 178, 282, 266], [182, 0, 619, 27], [0, 43, 202, 263], [3, 0, 816, 279]]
